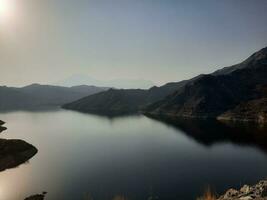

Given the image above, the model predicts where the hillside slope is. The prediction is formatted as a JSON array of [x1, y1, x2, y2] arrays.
[[62, 80, 190, 115], [145, 47, 267, 121]]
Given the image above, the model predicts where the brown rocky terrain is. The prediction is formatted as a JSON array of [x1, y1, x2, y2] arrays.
[[217, 180, 267, 200], [218, 98, 267, 123]]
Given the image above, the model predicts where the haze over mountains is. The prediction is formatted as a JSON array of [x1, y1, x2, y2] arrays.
[[56, 74, 154, 89], [63, 47, 267, 123], [1, 47, 267, 123], [0, 84, 108, 111], [62, 80, 188, 115]]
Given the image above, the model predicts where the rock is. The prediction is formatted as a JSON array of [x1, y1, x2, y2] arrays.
[[224, 189, 239, 199], [239, 196, 253, 200], [262, 185, 267, 197], [217, 180, 267, 200], [240, 185, 251, 195]]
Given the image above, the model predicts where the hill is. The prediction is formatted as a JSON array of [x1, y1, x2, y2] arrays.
[[0, 84, 107, 111], [63, 47, 267, 122], [62, 80, 189, 115], [145, 47, 267, 122]]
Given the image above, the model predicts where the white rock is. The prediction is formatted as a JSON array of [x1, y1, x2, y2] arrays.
[[239, 196, 253, 200]]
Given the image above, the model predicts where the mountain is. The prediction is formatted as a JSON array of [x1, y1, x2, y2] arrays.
[[63, 89, 147, 115], [64, 47, 267, 121], [0, 86, 38, 110], [56, 74, 154, 89], [62, 80, 190, 115], [145, 47, 267, 122], [0, 84, 107, 111]]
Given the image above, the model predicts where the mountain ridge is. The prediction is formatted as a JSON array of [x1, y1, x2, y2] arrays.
[[0, 84, 108, 111], [145, 47, 267, 122], [63, 46, 267, 123]]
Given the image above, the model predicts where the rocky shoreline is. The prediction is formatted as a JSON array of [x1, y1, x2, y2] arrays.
[[217, 180, 267, 200], [22, 181, 267, 200]]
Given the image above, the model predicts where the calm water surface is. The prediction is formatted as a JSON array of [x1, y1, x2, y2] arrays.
[[0, 109, 267, 200]]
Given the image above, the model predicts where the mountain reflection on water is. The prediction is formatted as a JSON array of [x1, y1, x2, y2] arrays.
[[147, 115, 267, 154], [0, 110, 267, 200]]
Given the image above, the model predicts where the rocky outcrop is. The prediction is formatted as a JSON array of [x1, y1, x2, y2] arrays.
[[218, 180, 267, 200]]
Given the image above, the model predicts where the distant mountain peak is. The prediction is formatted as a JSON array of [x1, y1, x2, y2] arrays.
[[56, 74, 155, 89]]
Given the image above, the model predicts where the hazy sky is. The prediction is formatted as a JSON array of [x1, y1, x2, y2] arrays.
[[0, 0, 267, 87]]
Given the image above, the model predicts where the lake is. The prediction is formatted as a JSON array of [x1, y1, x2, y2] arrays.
[[0, 109, 267, 200]]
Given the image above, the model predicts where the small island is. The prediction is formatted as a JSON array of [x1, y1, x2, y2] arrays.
[[0, 120, 38, 172], [24, 193, 46, 200]]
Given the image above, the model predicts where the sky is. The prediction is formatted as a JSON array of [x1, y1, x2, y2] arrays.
[[0, 0, 267, 87]]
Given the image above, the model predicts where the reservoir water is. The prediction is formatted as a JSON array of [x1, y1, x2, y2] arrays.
[[0, 109, 267, 200]]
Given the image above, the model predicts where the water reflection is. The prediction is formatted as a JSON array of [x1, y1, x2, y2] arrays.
[[66, 109, 142, 120], [0, 110, 266, 200], [147, 115, 267, 154]]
